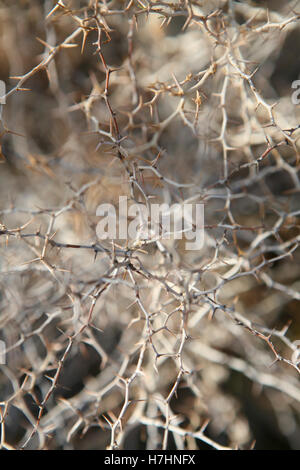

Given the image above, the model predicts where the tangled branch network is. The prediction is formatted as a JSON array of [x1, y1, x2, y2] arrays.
[[0, 0, 300, 450]]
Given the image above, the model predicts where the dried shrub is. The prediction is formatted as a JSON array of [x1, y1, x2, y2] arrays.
[[0, 0, 300, 450]]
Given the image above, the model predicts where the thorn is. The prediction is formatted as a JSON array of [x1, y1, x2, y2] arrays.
[[46, 1, 65, 19], [16, 87, 31, 93], [36, 37, 54, 50], [81, 29, 89, 54]]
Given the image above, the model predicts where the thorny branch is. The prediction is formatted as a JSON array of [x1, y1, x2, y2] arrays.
[[0, 0, 300, 450]]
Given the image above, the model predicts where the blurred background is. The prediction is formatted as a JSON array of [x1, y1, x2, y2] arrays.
[[0, 0, 300, 450]]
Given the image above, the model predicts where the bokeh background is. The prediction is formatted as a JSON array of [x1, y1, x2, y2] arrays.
[[0, 0, 300, 450]]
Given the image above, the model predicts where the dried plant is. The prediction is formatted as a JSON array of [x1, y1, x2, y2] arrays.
[[0, 0, 300, 450]]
